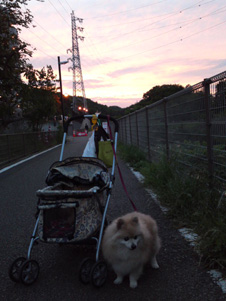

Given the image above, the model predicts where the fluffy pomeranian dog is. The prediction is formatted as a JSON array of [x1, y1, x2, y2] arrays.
[[102, 212, 161, 288]]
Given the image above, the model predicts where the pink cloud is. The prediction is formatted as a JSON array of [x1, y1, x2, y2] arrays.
[[19, 0, 226, 108]]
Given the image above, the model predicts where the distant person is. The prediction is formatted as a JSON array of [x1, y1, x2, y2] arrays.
[[91, 115, 109, 155]]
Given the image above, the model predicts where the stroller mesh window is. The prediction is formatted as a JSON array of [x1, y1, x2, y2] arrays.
[[43, 207, 75, 239]]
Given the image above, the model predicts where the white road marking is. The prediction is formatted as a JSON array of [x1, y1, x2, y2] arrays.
[[0, 145, 61, 174]]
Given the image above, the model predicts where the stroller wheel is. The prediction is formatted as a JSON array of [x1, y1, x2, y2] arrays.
[[20, 259, 40, 285], [9, 257, 26, 282], [91, 260, 108, 288], [79, 257, 95, 284]]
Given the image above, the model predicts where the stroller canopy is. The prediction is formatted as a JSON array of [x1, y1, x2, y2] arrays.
[[36, 157, 110, 199], [46, 157, 109, 185]]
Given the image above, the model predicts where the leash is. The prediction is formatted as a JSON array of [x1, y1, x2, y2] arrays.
[[107, 115, 137, 212]]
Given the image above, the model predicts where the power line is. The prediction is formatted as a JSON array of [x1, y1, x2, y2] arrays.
[[32, 2, 108, 73], [86, 17, 226, 69], [85, 30, 110, 66], [139, 5, 226, 32], [181, 19, 226, 41], [86, 0, 214, 21], [101, 25, 184, 54], [32, 20, 69, 50], [76, 1, 226, 73], [25, 2, 100, 80], [87, 0, 219, 46], [27, 28, 61, 51], [27, 32, 69, 64], [179, 0, 217, 13], [86, 0, 168, 19], [27, 0, 220, 65], [57, 0, 70, 15], [110, 19, 226, 63], [23, 0, 225, 82], [23, 37, 57, 62], [64, 0, 73, 11], [48, 0, 71, 26]]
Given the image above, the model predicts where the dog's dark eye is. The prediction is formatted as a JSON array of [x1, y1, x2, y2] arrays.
[[124, 237, 129, 241], [134, 235, 137, 239]]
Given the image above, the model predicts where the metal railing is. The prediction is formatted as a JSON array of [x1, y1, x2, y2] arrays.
[[118, 71, 226, 186], [0, 131, 60, 168]]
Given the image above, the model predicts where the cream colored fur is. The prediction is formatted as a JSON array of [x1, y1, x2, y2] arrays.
[[102, 212, 161, 288]]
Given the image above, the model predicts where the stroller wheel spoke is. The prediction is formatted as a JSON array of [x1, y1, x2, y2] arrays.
[[79, 258, 95, 284], [20, 260, 40, 285], [91, 261, 108, 287], [9, 257, 26, 282]]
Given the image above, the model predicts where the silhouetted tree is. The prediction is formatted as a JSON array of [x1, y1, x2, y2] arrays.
[[142, 84, 184, 105], [0, 0, 43, 125]]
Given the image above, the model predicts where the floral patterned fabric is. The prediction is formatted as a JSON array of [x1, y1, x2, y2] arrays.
[[38, 190, 107, 243], [37, 157, 109, 243], [46, 157, 109, 187]]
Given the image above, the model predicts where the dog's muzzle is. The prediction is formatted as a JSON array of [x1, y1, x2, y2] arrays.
[[130, 244, 136, 250]]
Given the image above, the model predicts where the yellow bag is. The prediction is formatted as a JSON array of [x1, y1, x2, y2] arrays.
[[98, 140, 113, 167]]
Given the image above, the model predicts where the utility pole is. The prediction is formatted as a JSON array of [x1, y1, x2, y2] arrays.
[[57, 56, 69, 128], [68, 11, 87, 112]]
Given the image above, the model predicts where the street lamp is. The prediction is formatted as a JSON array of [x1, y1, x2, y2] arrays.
[[57, 56, 68, 128], [58, 56, 69, 162]]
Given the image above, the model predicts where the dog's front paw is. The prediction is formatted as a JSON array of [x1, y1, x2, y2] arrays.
[[114, 276, 123, 285], [130, 280, 138, 289], [151, 257, 159, 269]]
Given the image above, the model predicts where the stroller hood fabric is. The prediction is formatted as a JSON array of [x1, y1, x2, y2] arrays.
[[45, 157, 109, 188], [36, 157, 110, 243]]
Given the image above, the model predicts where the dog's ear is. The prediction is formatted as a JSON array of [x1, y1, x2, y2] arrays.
[[117, 218, 124, 230], [132, 216, 138, 224]]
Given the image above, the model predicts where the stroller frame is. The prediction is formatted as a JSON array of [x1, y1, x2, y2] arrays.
[[9, 114, 119, 287]]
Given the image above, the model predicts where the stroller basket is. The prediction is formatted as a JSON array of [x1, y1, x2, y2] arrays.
[[36, 157, 110, 243]]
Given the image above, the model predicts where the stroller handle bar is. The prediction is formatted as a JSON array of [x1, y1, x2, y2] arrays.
[[64, 114, 119, 133]]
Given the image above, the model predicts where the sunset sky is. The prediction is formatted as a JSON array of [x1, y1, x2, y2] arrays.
[[20, 0, 226, 108]]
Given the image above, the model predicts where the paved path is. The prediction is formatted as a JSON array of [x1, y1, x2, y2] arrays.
[[0, 135, 225, 300]]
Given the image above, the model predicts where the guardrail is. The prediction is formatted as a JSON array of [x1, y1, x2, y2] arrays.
[[0, 131, 60, 168], [118, 71, 226, 187]]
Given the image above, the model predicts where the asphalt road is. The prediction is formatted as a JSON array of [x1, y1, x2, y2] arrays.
[[0, 134, 225, 301]]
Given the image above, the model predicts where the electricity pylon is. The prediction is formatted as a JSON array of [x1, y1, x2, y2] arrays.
[[68, 11, 87, 112]]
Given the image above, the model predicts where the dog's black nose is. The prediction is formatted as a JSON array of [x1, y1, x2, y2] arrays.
[[131, 244, 136, 250]]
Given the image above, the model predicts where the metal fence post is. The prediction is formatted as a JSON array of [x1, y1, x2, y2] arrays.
[[145, 107, 151, 160], [121, 119, 122, 143], [121, 119, 123, 143], [129, 114, 132, 146], [136, 112, 139, 147], [163, 98, 169, 160], [124, 118, 127, 145], [203, 78, 214, 186]]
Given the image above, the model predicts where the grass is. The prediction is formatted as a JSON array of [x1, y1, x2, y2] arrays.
[[118, 142, 226, 271]]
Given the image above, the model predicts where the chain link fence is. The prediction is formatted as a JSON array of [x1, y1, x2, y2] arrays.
[[118, 71, 226, 187], [0, 130, 61, 168]]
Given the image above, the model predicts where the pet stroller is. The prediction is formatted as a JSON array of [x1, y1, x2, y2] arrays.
[[9, 114, 119, 287]]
